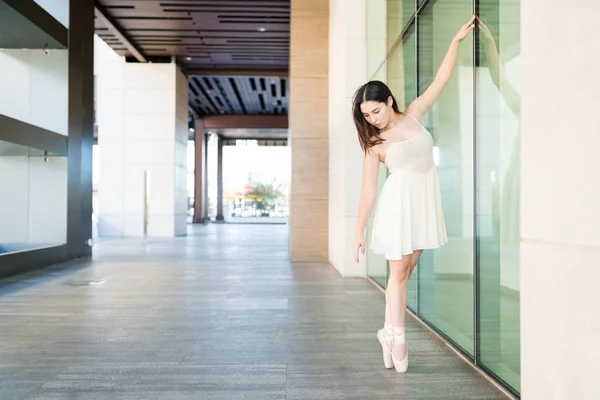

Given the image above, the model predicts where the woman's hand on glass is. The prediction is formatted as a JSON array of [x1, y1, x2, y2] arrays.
[[453, 15, 476, 43]]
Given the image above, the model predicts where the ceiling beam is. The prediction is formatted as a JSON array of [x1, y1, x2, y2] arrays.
[[186, 69, 288, 77], [94, 5, 147, 63], [203, 115, 288, 130], [2, 0, 68, 48]]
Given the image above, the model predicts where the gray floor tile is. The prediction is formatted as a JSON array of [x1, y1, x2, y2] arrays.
[[0, 224, 510, 400]]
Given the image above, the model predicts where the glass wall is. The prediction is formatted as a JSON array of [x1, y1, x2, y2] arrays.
[[387, 0, 414, 49], [0, 2, 70, 258], [365, 2, 390, 289], [0, 140, 67, 255], [476, 0, 521, 391], [417, 0, 475, 355], [365, 0, 521, 394]]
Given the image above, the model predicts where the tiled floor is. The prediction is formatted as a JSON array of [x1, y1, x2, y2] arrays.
[[0, 223, 509, 399]]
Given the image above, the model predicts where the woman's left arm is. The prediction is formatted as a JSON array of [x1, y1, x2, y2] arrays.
[[407, 15, 476, 117]]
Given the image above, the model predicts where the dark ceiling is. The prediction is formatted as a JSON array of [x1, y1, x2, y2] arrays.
[[94, 0, 290, 118], [189, 75, 287, 116]]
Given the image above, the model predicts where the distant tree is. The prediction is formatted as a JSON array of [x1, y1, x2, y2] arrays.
[[245, 179, 284, 210]]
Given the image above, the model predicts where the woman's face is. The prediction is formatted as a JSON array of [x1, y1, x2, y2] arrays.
[[360, 96, 394, 130]]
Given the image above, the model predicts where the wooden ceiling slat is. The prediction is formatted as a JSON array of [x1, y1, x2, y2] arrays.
[[216, 78, 244, 114], [190, 78, 217, 115], [96, 0, 290, 117], [243, 77, 261, 114]]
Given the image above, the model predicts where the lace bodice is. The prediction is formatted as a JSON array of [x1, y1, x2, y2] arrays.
[[384, 127, 435, 173]]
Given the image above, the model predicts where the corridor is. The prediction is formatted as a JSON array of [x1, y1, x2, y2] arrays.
[[0, 224, 508, 399]]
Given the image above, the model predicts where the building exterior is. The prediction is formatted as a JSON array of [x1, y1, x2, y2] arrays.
[[1, 0, 599, 398]]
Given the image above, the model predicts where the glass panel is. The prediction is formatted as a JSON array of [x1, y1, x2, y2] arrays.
[[0, 140, 67, 255], [476, 1, 521, 392], [366, 0, 387, 79], [388, 25, 416, 110], [386, 25, 418, 309], [387, 0, 415, 50], [366, 62, 388, 288], [417, 0, 475, 355], [0, 3, 68, 136], [366, 164, 389, 288]]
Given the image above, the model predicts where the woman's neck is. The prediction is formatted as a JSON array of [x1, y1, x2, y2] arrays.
[[386, 112, 402, 129]]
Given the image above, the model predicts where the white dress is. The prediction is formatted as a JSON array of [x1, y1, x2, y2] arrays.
[[369, 113, 448, 260]]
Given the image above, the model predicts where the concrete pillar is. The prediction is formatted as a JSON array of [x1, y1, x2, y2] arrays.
[[328, 0, 369, 276], [95, 44, 188, 237], [289, 0, 329, 260], [216, 135, 224, 221], [520, 1, 600, 398], [193, 118, 206, 224]]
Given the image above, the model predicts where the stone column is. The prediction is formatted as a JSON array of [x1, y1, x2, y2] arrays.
[[328, 0, 369, 276], [289, 0, 329, 260], [96, 51, 188, 237], [193, 118, 206, 224], [216, 135, 224, 221], [520, 0, 600, 398]]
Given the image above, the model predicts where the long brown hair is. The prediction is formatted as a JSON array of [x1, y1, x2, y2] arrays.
[[352, 80, 400, 153]]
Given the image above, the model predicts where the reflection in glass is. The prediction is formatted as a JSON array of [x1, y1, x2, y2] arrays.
[[366, 0, 388, 79], [417, 0, 474, 354], [476, 3, 521, 391], [366, 63, 389, 287], [386, 26, 418, 309], [388, 25, 416, 109], [387, 0, 415, 50], [366, 163, 389, 288], [0, 140, 67, 255]]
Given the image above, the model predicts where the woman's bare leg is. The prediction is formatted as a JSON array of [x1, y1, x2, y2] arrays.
[[385, 250, 424, 364]]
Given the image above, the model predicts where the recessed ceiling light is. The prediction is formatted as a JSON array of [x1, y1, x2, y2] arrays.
[[258, 27, 266, 32], [185, 56, 192, 61]]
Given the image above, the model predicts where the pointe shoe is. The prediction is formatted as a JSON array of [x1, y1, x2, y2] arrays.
[[377, 328, 394, 369], [391, 329, 408, 373]]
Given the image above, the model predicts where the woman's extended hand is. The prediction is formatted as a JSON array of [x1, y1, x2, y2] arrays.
[[354, 233, 366, 263], [453, 15, 476, 43]]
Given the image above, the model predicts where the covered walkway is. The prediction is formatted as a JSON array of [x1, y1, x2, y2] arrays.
[[0, 224, 508, 399]]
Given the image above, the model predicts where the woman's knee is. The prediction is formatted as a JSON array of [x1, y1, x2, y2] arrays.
[[389, 259, 411, 282]]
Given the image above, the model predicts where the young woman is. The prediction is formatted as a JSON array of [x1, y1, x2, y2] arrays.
[[352, 16, 475, 373]]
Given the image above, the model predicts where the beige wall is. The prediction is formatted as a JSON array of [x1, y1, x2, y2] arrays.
[[328, 0, 369, 276], [289, 0, 329, 260], [95, 37, 189, 237], [521, 1, 600, 398]]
